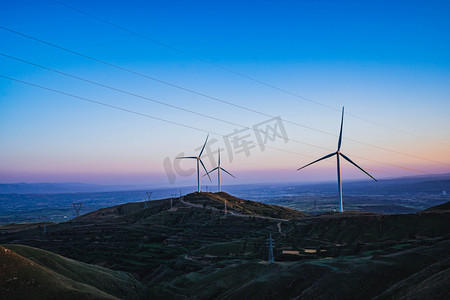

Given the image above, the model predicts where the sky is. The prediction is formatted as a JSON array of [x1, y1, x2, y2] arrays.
[[1, 0, 450, 188]]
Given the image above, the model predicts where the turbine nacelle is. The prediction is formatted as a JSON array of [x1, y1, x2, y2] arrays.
[[203, 148, 235, 192], [176, 134, 212, 192]]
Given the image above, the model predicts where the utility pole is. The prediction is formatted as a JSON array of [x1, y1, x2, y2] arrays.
[[145, 192, 152, 209], [267, 233, 275, 263], [170, 193, 177, 209], [141, 192, 152, 222]]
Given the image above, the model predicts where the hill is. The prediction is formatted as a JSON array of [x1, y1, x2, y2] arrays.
[[150, 239, 450, 299], [75, 191, 308, 222], [423, 200, 450, 212], [0, 244, 145, 299], [183, 192, 308, 219], [0, 192, 449, 299]]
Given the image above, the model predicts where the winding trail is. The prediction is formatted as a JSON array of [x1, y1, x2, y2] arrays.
[[277, 222, 285, 236]]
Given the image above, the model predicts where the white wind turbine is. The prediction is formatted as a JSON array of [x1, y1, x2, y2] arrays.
[[205, 148, 235, 192], [297, 107, 377, 212], [177, 134, 211, 192], [205, 148, 235, 215]]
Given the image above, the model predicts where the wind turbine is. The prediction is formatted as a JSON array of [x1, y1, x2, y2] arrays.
[[205, 148, 235, 192], [205, 148, 235, 215], [176, 134, 211, 192], [297, 107, 377, 212]]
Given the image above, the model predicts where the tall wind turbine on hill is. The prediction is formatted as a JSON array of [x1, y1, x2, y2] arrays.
[[205, 148, 235, 192], [177, 134, 211, 192], [297, 107, 377, 212]]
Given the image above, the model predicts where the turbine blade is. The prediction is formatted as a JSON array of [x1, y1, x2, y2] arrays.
[[337, 106, 344, 151], [199, 159, 211, 181], [176, 156, 197, 159], [218, 147, 221, 167], [297, 152, 336, 171], [199, 134, 209, 157], [340, 153, 377, 181], [203, 167, 218, 177], [221, 167, 236, 178]]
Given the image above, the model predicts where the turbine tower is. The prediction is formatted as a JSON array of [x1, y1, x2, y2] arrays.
[[205, 148, 235, 216], [297, 107, 377, 212], [205, 148, 235, 192], [177, 134, 211, 192]]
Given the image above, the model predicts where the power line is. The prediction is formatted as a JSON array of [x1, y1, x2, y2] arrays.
[[0, 74, 312, 159], [345, 112, 450, 148], [0, 25, 339, 144], [345, 137, 450, 167], [1, 28, 448, 168], [49, 0, 450, 149], [0, 74, 426, 174], [2, 52, 445, 171], [0, 53, 330, 152]]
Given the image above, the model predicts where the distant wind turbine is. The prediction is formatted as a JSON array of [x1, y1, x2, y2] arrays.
[[297, 107, 377, 212], [204, 148, 235, 192], [176, 134, 211, 192]]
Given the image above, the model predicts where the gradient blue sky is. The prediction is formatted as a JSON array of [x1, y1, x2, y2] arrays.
[[1, 0, 449, 187]]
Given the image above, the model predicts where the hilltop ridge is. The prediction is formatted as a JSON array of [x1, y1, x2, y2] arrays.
[[74, 191, 307, 222], [183, 192, 308, 219]]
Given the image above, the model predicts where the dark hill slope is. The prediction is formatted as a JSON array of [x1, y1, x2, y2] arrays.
[[0, 194, 448, 299], [288, 211, 450, 247], [151, 239, 450, 299], [74, 197, 173, 222], [0, 245, 145, 299], [423, 200, 450, 212], [374, 256, 450, 300]]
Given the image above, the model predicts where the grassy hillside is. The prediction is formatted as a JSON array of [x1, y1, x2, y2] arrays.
[[0, 194, 448, 299], [150, 239, 450, 299], [184, 192, 308, 219], [74, 192, 308, 222], [0, 244, 145, 300]]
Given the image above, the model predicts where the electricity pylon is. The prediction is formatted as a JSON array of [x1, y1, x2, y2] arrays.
[[145, 192, 152, 209], [267, 233, 275, 263], [73, 202, 83, 217]]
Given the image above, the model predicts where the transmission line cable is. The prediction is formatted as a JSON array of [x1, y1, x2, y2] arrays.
[[2, 52, 445, 169], [0, 74, 314, 159], [48, 0, 450, 148], [0, 28, 448, 167], [0, 74, 426, 174], [0, 52, 331, 152]]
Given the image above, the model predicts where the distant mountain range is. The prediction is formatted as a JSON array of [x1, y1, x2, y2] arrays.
[[1, 173, 450, 194], [1, 174, 449, 225], [0, 182, 153, 194]]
